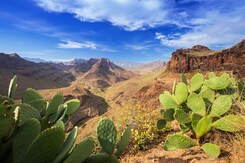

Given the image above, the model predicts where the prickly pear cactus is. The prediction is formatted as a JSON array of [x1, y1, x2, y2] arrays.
[[23, 127, 65, 163], [96, 117, 117, 155], [201, 143, 220, 158], [158, 72, 244, 158], [8, 75, 17, 99], [64, 137, 94, 163], [116, 125, 131, 157], [0, 102, 17, 139]]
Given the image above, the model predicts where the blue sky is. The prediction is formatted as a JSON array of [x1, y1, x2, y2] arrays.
[[0, 0, 244, 62]]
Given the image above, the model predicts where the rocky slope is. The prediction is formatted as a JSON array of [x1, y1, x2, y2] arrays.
[[73, 58, 137, 88], [0, 53, 75, 98], [166, 40, 245, 77]]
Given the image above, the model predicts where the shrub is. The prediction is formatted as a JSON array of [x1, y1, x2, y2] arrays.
[[157, 72, 245, 158], [119, 101, 168, 152]]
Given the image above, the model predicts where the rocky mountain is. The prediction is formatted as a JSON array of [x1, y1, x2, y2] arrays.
[[0, 53, 75, 98], [113, 60, 167, 75], [167, 40, 245, 77], [23, 57, 47, 63], [78, 58, 137, 88]]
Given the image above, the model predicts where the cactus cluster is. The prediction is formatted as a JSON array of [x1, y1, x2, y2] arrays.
[[84, 117, 131, 163], [157, 72, 245, 158], [0, 76, 131, 163]]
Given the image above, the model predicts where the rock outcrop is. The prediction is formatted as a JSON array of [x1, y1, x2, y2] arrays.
[[167, 40, 245, 77]]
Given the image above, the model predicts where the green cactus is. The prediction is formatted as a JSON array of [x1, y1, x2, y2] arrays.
[[209, 95, 232, 117], [64, 137, 94, 163], [187, 94, 206, 116], [84, 153, 120, 163], [13, 119, 41, 163], [65, 99, 80, 115], [157, 119, 167, 129], [46, 93, 64, 117], [0, 96, 15, 104], [179, 123, 190, 132], [208, 72, 216, 79], [189, 73, 204, 92], [23, 127, 65, 163], [163, 134, 197, 151], [50, 104, 67, 124], [159, 91, 178, 109], [195, 116, 212, 139], [199, 85, 215, 103], [190, 113, 202, 131], [96, 117, 117, 155], [27, 99, 47, 113], [158, 72, 243, 158], [212, 115, 245, 132], [201, 143, 220, 158], [54, 127, 78, 163], [22, 88, 44, 104], [163, 108, 175, 122], [0, 103, 17, 139], [116, 125, 131, 157], [204, 75, 230, 90], [17, 103, 41, 126], [8, 75, 17, 99], [174, 109, 191, 124], [175, 82, 188, 105]]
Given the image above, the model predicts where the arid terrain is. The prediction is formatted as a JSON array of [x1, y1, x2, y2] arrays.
[[1, 39, 245, 163]]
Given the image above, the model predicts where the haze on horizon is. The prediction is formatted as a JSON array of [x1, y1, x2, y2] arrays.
[[0, 0, 244, 62]]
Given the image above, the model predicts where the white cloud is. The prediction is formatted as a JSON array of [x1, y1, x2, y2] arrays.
[[58, 40, 97, 49], [155, 9, 245, 48], [34, 0, 170, 31], [102, 48, 118, 53]]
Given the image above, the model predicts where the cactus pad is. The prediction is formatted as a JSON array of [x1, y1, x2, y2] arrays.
[[22, 88, 44, 104], [27, 99, 47, 113], [187, 94, 206, 116], [209, 95, 232, 117], [65, 99, 80, 115], [116, 125, 131, 157], [64, 137, 94, 163], [212, 115, 245, 132], [96, 117, 117, 155], [163, 108, 175, 122], [201, 143, 220, 158], [174, 109, 191, 124], [175, 82, 188, 105], [163, 134, 196, 151], [46, 93, 64, 117], [159, 91, 178, 109], [195, 116, 212, 138], [204, 75, 230, 90], [157, 119, 167, 129], [0, 103, 16, 139], [84, 153, 120, 163], [17, 103, 41, 126], [8, 75, 17, 99], [199, 86, 215, 103], [24, 127, 65, 163], [189, 73, 204, 92], [13, 119, 41, 163], [54, 127, 78, 163]]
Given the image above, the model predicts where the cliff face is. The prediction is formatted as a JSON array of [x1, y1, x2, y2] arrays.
[[166, 40, 245, 77]]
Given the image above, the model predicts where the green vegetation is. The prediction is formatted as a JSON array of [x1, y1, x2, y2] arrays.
[[157, 72, 245, 158], [0, 76, 131, 163]]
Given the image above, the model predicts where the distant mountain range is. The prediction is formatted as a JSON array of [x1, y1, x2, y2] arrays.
[[0, 53, 137, 97]]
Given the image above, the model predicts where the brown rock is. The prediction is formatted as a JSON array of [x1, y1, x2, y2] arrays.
[[167, 40, 245, 78]]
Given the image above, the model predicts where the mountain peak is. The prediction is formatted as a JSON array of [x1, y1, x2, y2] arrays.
[[191, 45, 210, 51]]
